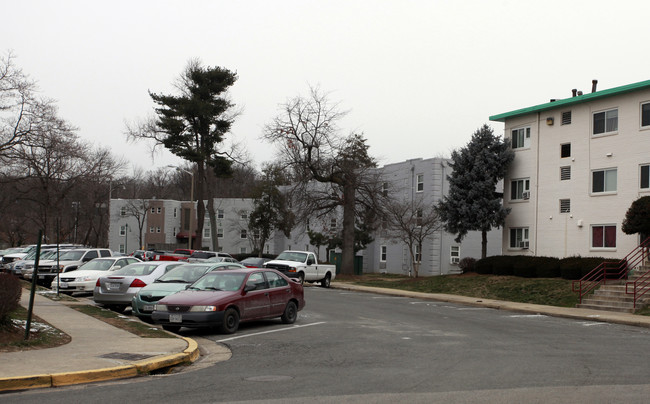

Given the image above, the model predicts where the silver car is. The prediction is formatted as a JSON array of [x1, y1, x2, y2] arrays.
[[93, 261, 183, 312]]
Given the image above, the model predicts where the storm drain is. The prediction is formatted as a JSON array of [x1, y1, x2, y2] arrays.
[[99, 352, 155, 361]]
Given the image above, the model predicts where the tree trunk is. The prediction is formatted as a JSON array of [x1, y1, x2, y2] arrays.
[[481, 230, 487, 259], [340, 183, 356, 275], [205, 175, 219, 252]]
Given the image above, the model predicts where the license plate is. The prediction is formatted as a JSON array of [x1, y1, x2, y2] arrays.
[[108, 282, 121, 290], [143, 305, 154, 312], [60, 282, 68, 288], [169, 313, 182, 323], [38, 275, 45, 279]]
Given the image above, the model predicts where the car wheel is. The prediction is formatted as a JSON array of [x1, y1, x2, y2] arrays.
[[280, 301, 298, 324], [220, 308, 240, 334], [162, 325, 180, 333], [298, 272, 305, 285], [109, 305, 126, 313], [320, 273, 331, 288]]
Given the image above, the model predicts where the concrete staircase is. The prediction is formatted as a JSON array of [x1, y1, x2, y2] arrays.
[[577, 267, 650, 313]]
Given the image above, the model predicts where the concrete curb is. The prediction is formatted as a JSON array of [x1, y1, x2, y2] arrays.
[[0, 336, 200, 393]]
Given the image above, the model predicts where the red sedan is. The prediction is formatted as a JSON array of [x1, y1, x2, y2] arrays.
[[151, 268, 305, 333]]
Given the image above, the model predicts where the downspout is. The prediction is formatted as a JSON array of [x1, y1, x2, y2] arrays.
[[535, 112, 541, 255], [440, 160, 445, 275]]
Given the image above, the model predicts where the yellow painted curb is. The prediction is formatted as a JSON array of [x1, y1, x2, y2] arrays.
[[51, 365, 138, 387], [183, 337, 200, 362], [135, 353, 188, 373], [0, 374, 52, 392]]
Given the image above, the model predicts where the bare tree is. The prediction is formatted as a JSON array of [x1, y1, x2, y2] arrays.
[[122, 199, 150, 250], [263, 87, 383, 274], [384, 195, 443, 277]]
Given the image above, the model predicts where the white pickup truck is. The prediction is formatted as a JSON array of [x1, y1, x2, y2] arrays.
[[263, 250, 336, 288]]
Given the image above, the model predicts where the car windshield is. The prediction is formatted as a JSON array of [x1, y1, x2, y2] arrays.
[[58, 251, 85, 261], [275, 252, 307, 263], [189, 272, 246, 291], [156, 265, 212, 283], [205, 257, 226, 262], [110, 263, 160, 276], [190, 251, 215, 259], [78, 259, 114, 271]]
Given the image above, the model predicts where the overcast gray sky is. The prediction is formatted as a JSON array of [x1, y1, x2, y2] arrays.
[[4, 0, 649, 174]]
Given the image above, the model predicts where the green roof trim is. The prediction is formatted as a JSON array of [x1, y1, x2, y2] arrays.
[[489, 79, 650, 122]]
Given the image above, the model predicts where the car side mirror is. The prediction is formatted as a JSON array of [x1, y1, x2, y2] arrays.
[[307, 258, 314, 265]]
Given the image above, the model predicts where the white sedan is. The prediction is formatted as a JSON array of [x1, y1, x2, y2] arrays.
[[52, 257, 141, 295], [93, 261, 183, 312]]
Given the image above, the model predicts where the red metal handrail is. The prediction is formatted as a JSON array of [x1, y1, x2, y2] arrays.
[[572, 237, 650, 304]]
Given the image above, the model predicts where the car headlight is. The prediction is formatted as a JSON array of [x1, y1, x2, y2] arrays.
[[79, 276, 93, 282], [154, 304, 167, 311], [190, 305, 217, 312]]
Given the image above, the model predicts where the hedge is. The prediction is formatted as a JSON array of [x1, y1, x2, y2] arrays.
[[474, 255, 624, 280]]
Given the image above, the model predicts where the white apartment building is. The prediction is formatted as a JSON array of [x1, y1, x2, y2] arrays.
[[490, 79, 650, 258]]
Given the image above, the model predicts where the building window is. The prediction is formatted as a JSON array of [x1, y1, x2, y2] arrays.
[[150, 227, 155, 233], [511, 127, 531, 149], [218, 209, 224, 219], [641, 164, 650, 189], [156, 227, 161, 233], [560, 166, 571, 181], [240, 229, 247, 239], [380, 246, 387, 262], [561, 143, 571, 158], [592, 168, 617, 193], [414, 245, 421, 263], [416, 209, 423, 226], [382, 182, 388, 197], [254, 230, 260, 240], [119, 244, 125, 254], [119, 225, 126, 236], [203, 228, 210, 238], [120, 207, 127, 217], [240, 211, 248, 220], [240, 247, 247, 254], [450, 246, 460, 264], [217, 228, 223, 238], [151, 207, 155, 214], [157, 207, 162, 214], [592, 225, 616, 248], [641, 103, 650, 128], [509, 228, 529, 249], [330, 218, 337, 229], [559, 199, 571, 213], [561, 111, 572, 125], [510, 178, 530, 200], [593, 108, 618, 135], [416, 174, 424, 192], [173, 227, 177, 236], [173, 208, 177, 218]]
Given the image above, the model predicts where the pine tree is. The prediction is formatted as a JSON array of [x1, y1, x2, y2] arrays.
[[437, 124, 514, 258]]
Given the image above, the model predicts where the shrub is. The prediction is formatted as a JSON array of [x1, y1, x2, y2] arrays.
[[512, 256, 536, 278], [492, 255, 516, 276], [0, 273, 21, 328], [458, 257, 476, 273], [533, 256, 561, 278], [475, 256, 497, 274]]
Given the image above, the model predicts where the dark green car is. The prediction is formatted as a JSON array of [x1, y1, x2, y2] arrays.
[[131, 262, 245, 321]]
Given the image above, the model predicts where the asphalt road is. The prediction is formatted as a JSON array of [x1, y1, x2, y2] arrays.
[[6, 286, 650, 403]]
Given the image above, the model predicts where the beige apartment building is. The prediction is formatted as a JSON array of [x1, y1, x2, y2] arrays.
[[490, 79, 650, 258]]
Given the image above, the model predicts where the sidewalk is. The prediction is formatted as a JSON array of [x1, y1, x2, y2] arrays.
[[3, 282, 650, 394], [0, 290, 201, 392]]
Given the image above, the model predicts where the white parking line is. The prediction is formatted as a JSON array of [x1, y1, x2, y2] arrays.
[[216, 322, 327, 342]]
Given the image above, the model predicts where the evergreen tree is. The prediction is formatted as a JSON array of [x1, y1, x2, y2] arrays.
[[622, 196, 650, 242], [437, 124, 514, 258]]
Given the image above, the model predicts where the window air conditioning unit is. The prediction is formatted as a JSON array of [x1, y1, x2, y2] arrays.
[[451, 257, 460, 265], [522, 191, 530, 200], [519, 241, 529, 249]]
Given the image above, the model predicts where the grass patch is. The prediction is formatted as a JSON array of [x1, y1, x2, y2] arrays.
[[68, 305, 174, 338], [0, 306, 71, 352], [335, 273, 579, 307]]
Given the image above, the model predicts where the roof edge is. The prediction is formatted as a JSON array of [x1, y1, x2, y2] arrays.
[[489, 79, 650, 122]]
